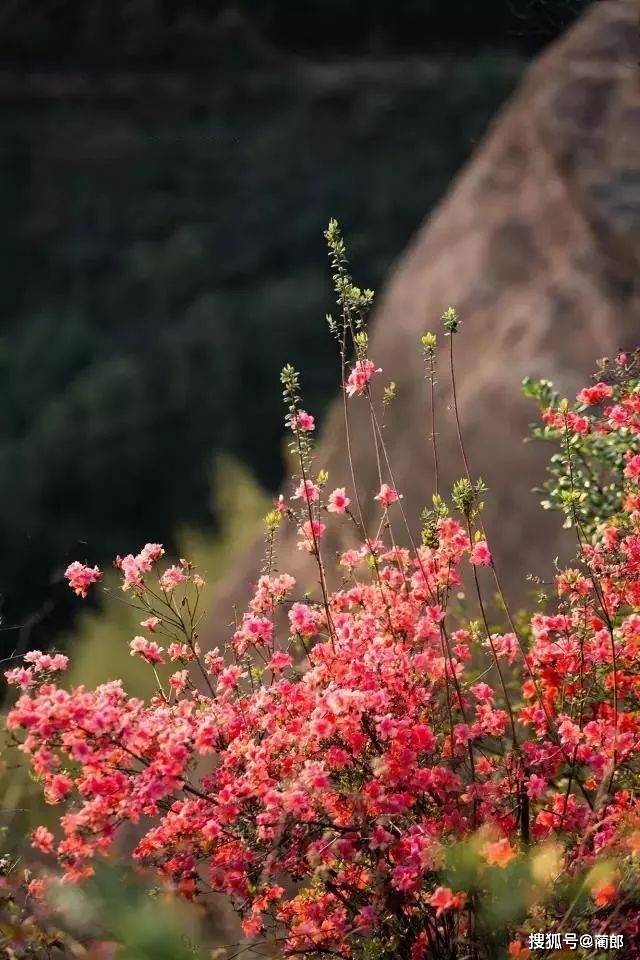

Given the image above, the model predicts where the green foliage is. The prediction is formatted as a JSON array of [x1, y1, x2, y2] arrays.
[[524, 364, 640, 533], [325, 219, 376, 343], [421, 493, 449, 547], [442, 306, 460, 335], [54, 863, 207, 960], [452, 476, 487, 520]]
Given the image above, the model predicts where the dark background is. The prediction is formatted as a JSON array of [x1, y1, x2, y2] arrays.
[[0, 0, 591, 653]]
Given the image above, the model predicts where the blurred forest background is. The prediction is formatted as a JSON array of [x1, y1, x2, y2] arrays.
[[0, 0, 591, 657]]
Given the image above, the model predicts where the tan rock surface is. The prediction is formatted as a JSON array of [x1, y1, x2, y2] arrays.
[[206, 0, 640, 642]]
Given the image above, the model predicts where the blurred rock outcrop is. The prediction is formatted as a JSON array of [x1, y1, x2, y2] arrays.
[[207, 0, 640, 635]]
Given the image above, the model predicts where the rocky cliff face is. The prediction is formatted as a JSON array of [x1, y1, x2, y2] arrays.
[[206, 0, 640, 639]]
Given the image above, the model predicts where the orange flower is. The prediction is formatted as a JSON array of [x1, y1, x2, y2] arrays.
[[427, 886, 466, 916], [592, 880, 618, 907], [483, 837, 517, 868]]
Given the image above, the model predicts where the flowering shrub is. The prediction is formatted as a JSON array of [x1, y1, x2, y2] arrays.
[[6, 223, 640, 959], [524, 350, 640, 534]]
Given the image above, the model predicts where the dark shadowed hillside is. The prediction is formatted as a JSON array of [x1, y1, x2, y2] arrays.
[[0, 1, 591, 651]]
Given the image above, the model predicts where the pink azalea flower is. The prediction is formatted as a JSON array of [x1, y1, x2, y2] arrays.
[[470, 540, 492, 566], [64, 561, 102, 598], [169, 669, 189, 692], [129, 636, 165, 665], [345, 359, 382, 397], [327, 487, 350, 513], [136, 543, 165, 571], [296, 519, 326, 552], [292, 479, 320, 503], [577, 382, 613, 405], [24, 651, 68, 672], [45, 774, 73, 804], [32, 826, 55, 854], [374, 483, 401, 508], [526, 774, 547, 800], [159, 565, 187, 592], [340, 548, 363, 568], [267, 651, 293, 673], [288, 602, 318, 635], [116, 554, 144, 592], [4, 667, 35, 689], [625, 453, 640, 480], [290, 410, 315, 432]]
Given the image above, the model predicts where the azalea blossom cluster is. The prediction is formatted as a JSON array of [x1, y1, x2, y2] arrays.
[[5, 221, 640, 959], [7, 356, 640, 959]]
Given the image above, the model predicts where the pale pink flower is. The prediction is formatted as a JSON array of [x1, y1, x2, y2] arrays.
[[159, 565, 187, 592], [487, 632, 518, 663], [218, 665, 243, 691], [470, 682, 494, 703], [140, 616, 161, 632], [64, 561, 102, 598], [241, 915, 263, 938], [608, 404, 628, 427], [28, 878, 45, 900], [296, 519, 326, 552], [310, 715, 333, 738], [345, 359, 382, 397], [5, 667, 35, 689], [130, 636, 165, 665], [135, 543, 165, 572], [24, 651, 69, 673], [32, 826, 55, 854], [169, 670, 189, 692], [340, 548, 363, 568], [470, 540, 492, 566], [328, 487, 350, 513], [374, 483, 401, 508], [117, 554, 144, 592], [292, 479, 319, 503], [167, 642, 193, 661], [370, 825, 393, 851]]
